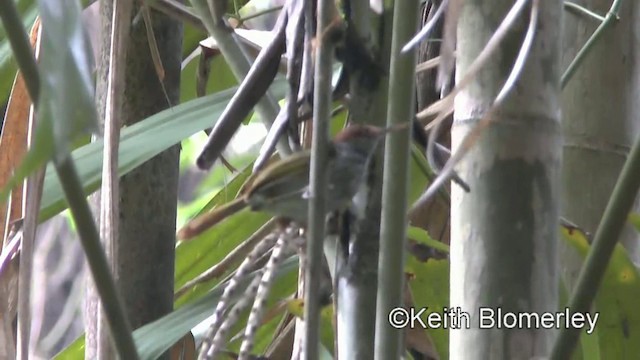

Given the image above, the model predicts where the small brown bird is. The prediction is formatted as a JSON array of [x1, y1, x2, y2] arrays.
[[177, 124, 403, 240]]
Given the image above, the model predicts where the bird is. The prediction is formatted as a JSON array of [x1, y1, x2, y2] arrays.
[[177, 124, 402, 240]]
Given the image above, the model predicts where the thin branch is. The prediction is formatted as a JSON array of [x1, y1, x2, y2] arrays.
[[231, 5, 284, 26], [141, 5, 172, 106], [55, 156, 139, 359], [561, 0, 622, 88], [148, 0, 205, 30], [495, 0, 538, 103], [95, 0, 133, 355], [415, 54, 447, 74], [564, 1, 605, 23], [401, 0, 448, 53], [11, 18, 42, 360]]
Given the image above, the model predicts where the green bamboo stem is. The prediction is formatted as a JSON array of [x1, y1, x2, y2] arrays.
[[304, 0, 335, 357], [374, 0, 419, 359]]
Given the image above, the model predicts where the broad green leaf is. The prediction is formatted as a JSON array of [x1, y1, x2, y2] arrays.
[[561, 226, 640, 359], [181, 21, 206, 58], [409, 144, 435, 204], [180, 49, 239, 103], [174, 210, 272, 306], [627, 212, 640, 233], [286, 299, 335, 354], [1, 0, 98, 202], [38, 0, 97, 156], [0, 0, 38, 103], [407, 226, 450, 253], [405, 258, 449, 359], [137, 257, 298, 360], [192, 161, 254, 215], [38, 79, 286, 221], [53, 256, 299, 360]]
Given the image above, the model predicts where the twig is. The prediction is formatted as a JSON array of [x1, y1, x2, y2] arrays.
[[564, 1, 605, 23], [148, 0, 205, 31], [141, 5, 172, 107], [56, 157, 139, 359], [561, 0, 622, 88], [401, 0, 449, 53], [191, 0, 291, 164], [231, 5, 284, 27]]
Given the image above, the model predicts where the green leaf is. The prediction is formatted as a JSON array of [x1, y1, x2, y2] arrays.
[[405, 258, 449, 359], [38, 0, 97, 156], [37, 79, 286, 221], [180, 48, 239, 103], [0, 0, 98, 206], [407, 226, 450, 253], [0, 0, 38, 103], [286, 299, 335, 354], [137, 257, 298, 360], [561, 225, 640, 359], [408, 144, 434, 204], [627, 212, 640, 233], [174, 210, 272, 306], [52, 256, 299, 360]]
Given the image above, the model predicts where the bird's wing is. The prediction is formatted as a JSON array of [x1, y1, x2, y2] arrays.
[[247, 150, 311, 196]]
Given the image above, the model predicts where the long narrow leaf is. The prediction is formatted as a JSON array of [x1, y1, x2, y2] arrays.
[[0, 0, 38, 103], [39, 79, 286, 220], [53, 256, 299, 360]]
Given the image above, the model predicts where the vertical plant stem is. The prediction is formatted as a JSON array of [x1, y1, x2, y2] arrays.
[[94, 0, 132, 356], [16, 167, 44, 359], [304, 0, 335, 358], [55, 156, 138, 359], [374, 0, 419, 359]]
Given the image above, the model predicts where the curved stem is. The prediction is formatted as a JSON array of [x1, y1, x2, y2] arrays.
[[561, 0, 623, 88]]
